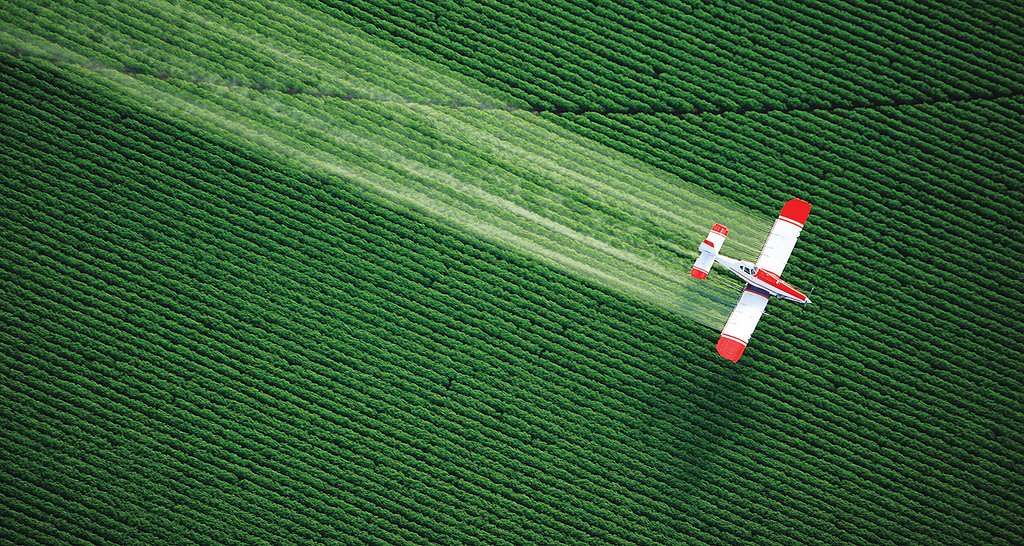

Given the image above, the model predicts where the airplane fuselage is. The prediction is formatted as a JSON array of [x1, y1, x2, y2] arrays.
[[715, 255, 810, 304]]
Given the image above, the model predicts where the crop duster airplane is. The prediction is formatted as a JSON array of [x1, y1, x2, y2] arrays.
[[691, 199, 812, 362]]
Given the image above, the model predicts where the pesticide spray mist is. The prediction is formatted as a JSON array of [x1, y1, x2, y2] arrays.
[[3, 0, 773, 329]]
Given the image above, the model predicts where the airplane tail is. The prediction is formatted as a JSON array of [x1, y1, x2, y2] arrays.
[[691, 223, 728, 279]]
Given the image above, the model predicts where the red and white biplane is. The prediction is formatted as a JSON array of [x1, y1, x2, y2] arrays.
[[690, 199, 812, 362]]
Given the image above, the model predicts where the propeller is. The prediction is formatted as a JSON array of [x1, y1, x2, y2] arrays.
[[801, 286, 815, 315]]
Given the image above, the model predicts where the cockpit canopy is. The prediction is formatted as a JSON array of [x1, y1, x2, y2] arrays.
[[741, 264, 758, 275]]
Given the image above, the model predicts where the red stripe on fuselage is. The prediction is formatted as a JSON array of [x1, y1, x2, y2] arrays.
[[754, 269, 805, 300]]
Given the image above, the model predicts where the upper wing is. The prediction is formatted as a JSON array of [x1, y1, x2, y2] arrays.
[[755, 199, 811, 276], [717, 285, 771, 362]]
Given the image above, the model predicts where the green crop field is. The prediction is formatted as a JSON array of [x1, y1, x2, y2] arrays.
[[0, 0, 774, 329], [2, 0, 1023, 545]]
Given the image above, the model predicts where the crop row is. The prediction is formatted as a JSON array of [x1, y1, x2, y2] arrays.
[[12, 31, 1019, 479], [2, 0, 508, 108], [6, 0, 1024, 542], [547, 104, 1024, 341], [546, 102, 1024, 455], [0, 65, 839, 544], [10, 0, 1021, 118], [3, 0, 780, 325], [0, 58, 734, 544], [311, 0, 1023, 113], [6, 52, 1023, 543]]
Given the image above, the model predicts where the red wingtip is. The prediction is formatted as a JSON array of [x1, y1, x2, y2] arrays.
[[780, 199, 811, 227], [716, 335, 746, 362], [690, 267, 708, 280], [712, 223, 728, 236]]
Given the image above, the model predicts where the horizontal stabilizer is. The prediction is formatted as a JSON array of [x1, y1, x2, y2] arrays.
[[691, 223, 728, 279]]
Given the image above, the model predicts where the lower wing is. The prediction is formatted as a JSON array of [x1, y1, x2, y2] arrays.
[[717, 285, 771, 362]]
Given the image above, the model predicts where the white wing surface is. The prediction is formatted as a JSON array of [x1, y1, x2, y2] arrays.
[[756, 199, 812, 276], [717, 285, 771, 362]]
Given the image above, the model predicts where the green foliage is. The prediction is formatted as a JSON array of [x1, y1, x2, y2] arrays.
[[312, 0, 1024, 115], [3, 0, 1024, 545], [1, 54, 723, 545]]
